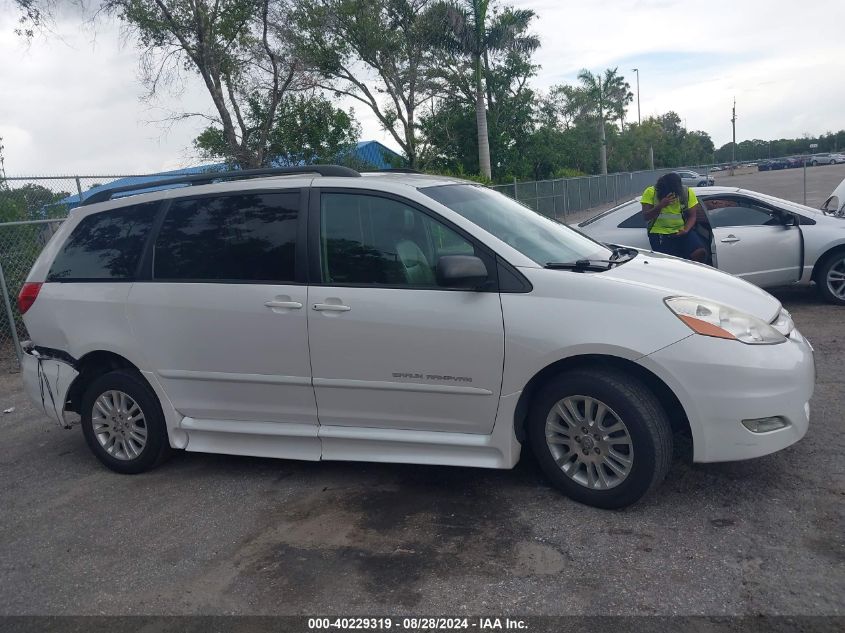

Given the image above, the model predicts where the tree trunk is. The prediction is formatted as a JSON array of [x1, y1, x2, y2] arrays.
[[474, 53, 492, 179], [599, 118, 607, 175]]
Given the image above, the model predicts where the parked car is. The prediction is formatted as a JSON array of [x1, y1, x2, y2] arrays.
[[577, 186, 845, 305], [18, 167, 814, 510], [758, 159, 788, 171], [785, 157, 805, 168], [830, 153, 845, 164], [675, 169, 714, 186], [807, 153, 836, 166], [822, 176, 845, 217]]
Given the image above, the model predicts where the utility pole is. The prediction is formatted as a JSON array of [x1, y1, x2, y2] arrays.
[[730, 98, 737, 176], [632, 68, 641, 124]]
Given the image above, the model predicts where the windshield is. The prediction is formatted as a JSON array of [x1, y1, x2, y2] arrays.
[[422, 184, 612, 265]]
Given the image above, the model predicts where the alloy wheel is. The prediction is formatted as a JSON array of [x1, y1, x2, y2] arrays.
[[545, 395, 634, 490], [826, 257, 845, 300], [91, 390, 148, 460]]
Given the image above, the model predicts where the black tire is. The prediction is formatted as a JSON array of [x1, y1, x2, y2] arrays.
[[80, 369, 171, 474], [816, 250, 845, 305], [527, 368, 673, 509], [698, 180, 707, 187]]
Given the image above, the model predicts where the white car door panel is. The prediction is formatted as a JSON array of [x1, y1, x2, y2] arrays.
[[129, 283, 314, 424], [706, 200, 801, 287], [711, 225, 801, 287], [308, 287, 503, 433], [308, 191, 505, 435], [127, 190, 319, 450]]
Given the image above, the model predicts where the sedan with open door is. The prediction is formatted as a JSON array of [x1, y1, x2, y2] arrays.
[[577, 186, 845, 304]]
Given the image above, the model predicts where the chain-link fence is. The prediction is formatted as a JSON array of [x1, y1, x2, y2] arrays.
[[0, 219, 66, 372], [490, 165, 715, 221], [0, 166, 718, 372]]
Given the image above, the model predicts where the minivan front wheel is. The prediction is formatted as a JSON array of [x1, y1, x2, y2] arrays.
[[528, 369, 672, 509], [81, 370, 170, 474]]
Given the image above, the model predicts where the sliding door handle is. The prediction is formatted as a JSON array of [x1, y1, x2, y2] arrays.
[[264, 300, 303, 309], [720, 235, 740, 243], [313, 303, 351, 312]]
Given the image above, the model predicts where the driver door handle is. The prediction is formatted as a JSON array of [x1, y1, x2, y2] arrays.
[[721, 234, 740, 243], [313, 303, 351, 312]]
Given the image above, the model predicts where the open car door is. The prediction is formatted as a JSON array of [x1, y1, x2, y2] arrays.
[[705, 198, 801, 288]]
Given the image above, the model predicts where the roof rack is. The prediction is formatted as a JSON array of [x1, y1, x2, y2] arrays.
[[79, 165, 361, 206]]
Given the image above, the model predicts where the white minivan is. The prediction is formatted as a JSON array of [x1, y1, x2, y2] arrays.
[[18, 167, 814, 509]]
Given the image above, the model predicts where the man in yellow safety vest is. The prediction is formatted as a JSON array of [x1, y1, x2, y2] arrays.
[[640, 172, 707, 262]]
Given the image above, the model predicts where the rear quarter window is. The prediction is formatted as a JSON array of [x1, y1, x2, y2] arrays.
[[47, 203, 158, 281]]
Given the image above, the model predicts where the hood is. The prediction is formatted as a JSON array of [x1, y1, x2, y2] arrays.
[[598, 251, 781, 321]]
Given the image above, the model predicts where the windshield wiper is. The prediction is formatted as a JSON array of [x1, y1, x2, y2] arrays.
[[546, 248, 636, 272], [544, 259, 614, 271]]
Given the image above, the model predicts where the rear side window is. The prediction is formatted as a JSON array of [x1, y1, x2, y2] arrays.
[[617, 204, 648, 229], [47, 203, 158, 281], [154, 192, 299, 282]]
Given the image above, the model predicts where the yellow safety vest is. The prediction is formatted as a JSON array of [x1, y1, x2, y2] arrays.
[[641, 185, 697, 234]]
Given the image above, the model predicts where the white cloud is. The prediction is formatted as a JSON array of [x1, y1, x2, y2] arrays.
[[0, 12, 211, 175], [0, 0, 843, 174], [516, 0, 845, 145]]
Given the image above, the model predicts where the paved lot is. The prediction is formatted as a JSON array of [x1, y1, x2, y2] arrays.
[[1, 167, 844, 617]]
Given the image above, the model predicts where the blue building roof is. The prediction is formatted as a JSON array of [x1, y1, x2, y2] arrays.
[[59, 140, 405, 208], [353, 140, 403, 170]]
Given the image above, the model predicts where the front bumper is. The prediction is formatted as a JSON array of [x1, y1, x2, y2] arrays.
[[637, 329, 814, 463]]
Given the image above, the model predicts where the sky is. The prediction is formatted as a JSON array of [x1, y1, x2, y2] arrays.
[[1, 0, 844, 175]]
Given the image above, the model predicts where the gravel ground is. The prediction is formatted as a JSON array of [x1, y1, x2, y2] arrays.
[[0, 167, 843, 617]]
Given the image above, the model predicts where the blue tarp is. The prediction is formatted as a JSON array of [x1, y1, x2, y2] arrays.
[[59, 140, 404, 209]]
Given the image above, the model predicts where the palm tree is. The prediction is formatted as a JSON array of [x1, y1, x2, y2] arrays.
[[437, 1, 538, 179], [576, 67, 633, 175], [603, 69, 633, 131]]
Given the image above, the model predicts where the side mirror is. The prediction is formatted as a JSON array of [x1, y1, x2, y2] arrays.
[[436, 255, 489, 289]]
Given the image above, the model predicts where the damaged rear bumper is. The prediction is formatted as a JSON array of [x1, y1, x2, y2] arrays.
[[21, 342, 79, 428]]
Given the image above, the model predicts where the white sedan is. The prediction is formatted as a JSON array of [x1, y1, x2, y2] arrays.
[[676, 169, 715, 187], [576, 186, 845, 304]]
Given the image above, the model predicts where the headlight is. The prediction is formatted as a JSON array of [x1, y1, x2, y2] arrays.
[[770, 308, 794, 337], [664, 297, 786, 344]]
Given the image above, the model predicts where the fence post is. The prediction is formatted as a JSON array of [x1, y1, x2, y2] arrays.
[[0, 259, 22, 364], [75, 176, 83, 201], [562, 178, 568, 220]]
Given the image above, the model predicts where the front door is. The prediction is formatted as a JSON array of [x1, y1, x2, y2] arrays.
[[127, 190, 319, 458], [306, 190, 505, 435], [706, 199, 801, 287]]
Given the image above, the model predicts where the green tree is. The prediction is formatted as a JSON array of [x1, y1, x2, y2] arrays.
[[103, 0, 306, 168], [292, 0, 444, 169], [572, 67, 632, 175], [195, 93, 361, 166], [434, 0, 538, 179]]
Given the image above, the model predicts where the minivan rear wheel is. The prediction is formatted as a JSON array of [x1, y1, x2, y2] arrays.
[[527, 369, 672, 509], [81, 369, 170, 474]]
